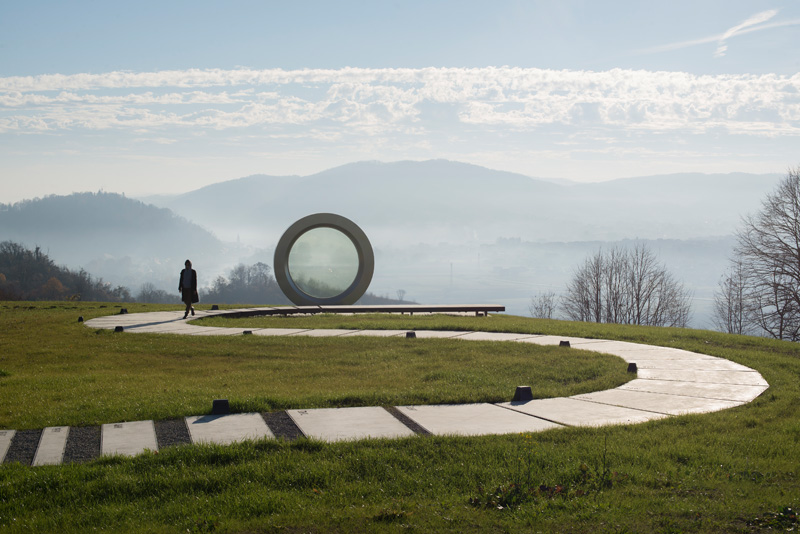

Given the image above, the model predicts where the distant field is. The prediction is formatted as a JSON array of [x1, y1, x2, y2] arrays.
[[1, 302, 799, 533]]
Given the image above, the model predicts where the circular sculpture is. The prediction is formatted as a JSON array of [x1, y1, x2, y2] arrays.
[[274, 213, 374, 305]]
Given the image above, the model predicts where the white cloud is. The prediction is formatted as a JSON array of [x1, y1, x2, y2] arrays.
[[0, 67, 798, 138], [642, 9, 800, 57], [715, 9, 778, 57]]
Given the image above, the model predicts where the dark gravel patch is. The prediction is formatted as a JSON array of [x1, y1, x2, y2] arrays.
[[155, 418, 191, 449], [384, 406, 431, 435], [262, 411, 304, 440], [64, 426, 101, 464], [3, 429, 41, 465]]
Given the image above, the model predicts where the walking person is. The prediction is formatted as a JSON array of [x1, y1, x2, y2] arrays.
[[179, 259, 198, 319]]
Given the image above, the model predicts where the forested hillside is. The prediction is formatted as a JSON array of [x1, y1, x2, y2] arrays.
[[0, 191, 232, 293], [0, 241, 130, 301]]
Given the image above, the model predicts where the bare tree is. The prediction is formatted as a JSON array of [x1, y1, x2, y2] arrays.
[[712, 259, 750, 335], [561, 244, 692, 327], [562, 250, 604, 323], [136, 282, 179, 304], [734, 167, 800, 340], [528, 290, 558, 319]]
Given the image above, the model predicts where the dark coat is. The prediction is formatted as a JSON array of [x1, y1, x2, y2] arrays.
[[179, 268, 197, 291]]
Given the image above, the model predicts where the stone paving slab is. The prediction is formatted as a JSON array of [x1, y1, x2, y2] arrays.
[[595, 345, 719, 361], [287, 407, 416, 442], [188, 328, 253, 336], [560, 340, 646, 353], [0, 430, 15, 463], [397, 404, 563, 436], [517, 335, 596, 347], [126, 323, 202, 334], [636, 369, 769, 386], [289, 329, 359, 337], [251, 328, 313, 337], [341, 329, 409, 338], [458, 332, 541, 342], [183, 326, 244, 335], [635, 359, 753, 371], [32, 426, 69, 466], [185, 413, 273, 445], [408, 330, 472, 339], [620, 379, 769, 402], [102, 420, 158, 457], [572, 389, 743, 415], [499, 398, 669, 427]]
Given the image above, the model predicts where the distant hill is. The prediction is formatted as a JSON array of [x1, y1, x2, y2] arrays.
[[0, 192, 230, 292], [146, 160, 783, 248]]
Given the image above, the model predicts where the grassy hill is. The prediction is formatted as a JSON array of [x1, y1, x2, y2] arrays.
[[0, 302, 798, 533]]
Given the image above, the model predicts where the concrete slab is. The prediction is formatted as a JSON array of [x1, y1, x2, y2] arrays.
[[572, 389, 743, 415], [289, 329, 358, 337], [252, 328, 314, 337], [185, 413, 273, 445], [178, 326, 235, 335], [32, 426, 69, 466], [341, 329, 409, 338], [125, 323, 200, 334], [458, 332, 541, 342], [620, 379, 769, 402], [408, 330, 472, 339], [561, 340, 646, 353], [187, 328, 254, 336], [634, 359, 753, 371], [499, 397, 668, 427], [102, 420, 158, 457], [636, 369, 769, 386], [287, 407, 415, 442], [516, 335, 593, 347], [0, 430, 15, 463], [599, 346, 718, 361], [397, 403, 563, 436]]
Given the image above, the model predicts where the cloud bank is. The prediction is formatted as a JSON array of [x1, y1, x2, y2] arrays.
[[1, 67, 798, 138]]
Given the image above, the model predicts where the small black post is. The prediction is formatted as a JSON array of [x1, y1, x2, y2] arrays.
[[512, 386, 534, 402], [211, 399, 230, 415]]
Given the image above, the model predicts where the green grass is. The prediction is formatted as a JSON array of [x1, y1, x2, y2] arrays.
[[0, 303, 627, 429], [2, 302, 800, 533]]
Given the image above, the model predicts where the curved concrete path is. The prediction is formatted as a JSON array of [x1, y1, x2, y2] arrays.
[[0, 307, 768, 465]]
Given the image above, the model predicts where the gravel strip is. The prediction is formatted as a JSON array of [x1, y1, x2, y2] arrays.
[[155, 418, 192, 449], [262, 411, 304, 440], [384, 406, 431, 435], [63, 426, 101, 464], [3, 429, 42, 465]]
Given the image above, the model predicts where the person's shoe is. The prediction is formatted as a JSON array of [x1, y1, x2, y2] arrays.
[[183, 312, 188, 319], [191, 308, 195, 316]]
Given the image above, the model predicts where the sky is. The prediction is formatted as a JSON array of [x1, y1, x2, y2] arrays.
[[1, 0, 799, 203]]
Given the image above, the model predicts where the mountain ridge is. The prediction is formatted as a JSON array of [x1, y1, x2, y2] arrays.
[[141, 160, 783, 246]]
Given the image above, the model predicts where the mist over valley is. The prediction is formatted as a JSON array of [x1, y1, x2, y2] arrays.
[[0, 160, 783, 327]]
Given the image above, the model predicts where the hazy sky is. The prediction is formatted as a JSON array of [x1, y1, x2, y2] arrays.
[[1, 0, 799, 203]]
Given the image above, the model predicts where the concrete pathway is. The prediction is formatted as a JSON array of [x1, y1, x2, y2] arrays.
[[0, 307, 769, 465]]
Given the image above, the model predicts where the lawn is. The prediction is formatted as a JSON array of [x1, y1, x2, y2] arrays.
[[1, 302, 799, 533]]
